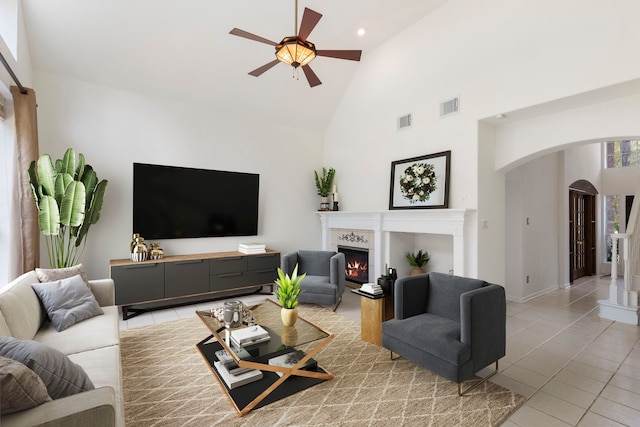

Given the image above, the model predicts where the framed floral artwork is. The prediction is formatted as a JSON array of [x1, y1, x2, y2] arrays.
[[389, 151, 451, 209]]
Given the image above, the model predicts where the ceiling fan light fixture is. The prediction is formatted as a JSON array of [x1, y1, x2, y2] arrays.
[[275, 37, 316, 68]]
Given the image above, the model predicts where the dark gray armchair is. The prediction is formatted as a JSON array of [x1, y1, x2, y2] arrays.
[[281, 250, 345, 311], [381, 272, 506, 395]]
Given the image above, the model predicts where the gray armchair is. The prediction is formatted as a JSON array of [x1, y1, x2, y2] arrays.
[[281, 250, 345, 311], [381, 272, 506, 395]]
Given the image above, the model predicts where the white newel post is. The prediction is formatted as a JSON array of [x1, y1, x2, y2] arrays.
[[600, 233, 639, 324]]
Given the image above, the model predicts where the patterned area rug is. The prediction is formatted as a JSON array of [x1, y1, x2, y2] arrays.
[[121, 303, 524, 426]]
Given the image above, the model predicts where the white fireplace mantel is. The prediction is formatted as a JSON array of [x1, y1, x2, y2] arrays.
[[316, 209, 474, 280]]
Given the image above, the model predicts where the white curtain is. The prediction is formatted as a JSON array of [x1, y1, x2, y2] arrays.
[[9, 85, 39, 278]]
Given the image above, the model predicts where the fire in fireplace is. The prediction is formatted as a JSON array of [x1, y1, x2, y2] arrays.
[[338, 246, 369, 284]]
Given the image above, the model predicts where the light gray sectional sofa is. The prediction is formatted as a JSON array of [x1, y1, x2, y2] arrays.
[[0, 269, 123, 426]]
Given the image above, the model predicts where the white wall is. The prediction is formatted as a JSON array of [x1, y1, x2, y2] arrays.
[[33, 72, 325, 279], [506, 153, 561, 301], [324, 0, 640, 287]]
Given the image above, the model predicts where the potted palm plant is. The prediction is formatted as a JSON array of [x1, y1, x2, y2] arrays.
[[273, 264, 306, 326], [314, 167, 335, 211], [28, 148, 108, 268], [405, 249, 430, 275]]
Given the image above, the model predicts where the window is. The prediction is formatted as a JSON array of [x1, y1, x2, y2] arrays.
[[605, 195, 619, 262], [605, 140, 640, 168]]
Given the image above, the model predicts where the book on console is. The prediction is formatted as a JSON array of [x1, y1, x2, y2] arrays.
[[238, 243, 266, 250], [239, 248, 266, 254], [268, 350, 317, 377], [213, 361, 263, 389]]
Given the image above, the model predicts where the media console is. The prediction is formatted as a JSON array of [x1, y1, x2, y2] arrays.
[[110, 250, 280, 320]]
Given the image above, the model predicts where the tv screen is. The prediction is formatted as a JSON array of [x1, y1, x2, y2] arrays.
[[133, 163, 259, 239]]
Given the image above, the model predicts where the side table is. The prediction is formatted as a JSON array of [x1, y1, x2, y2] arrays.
[[351, 289, 394, 346]]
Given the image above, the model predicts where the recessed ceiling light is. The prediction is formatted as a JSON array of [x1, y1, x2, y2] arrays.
[[357, 28, 366, 36]]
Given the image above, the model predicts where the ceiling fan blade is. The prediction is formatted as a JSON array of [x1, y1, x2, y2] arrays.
[[297, 8, 323, 42], [302, 64, 322, 87], [248, 59, 281, 77], [316, 50, 362, 61], [229, 28, 277, 46]]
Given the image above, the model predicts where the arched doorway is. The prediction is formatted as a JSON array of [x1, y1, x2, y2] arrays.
[[569, 180, 598, 283]]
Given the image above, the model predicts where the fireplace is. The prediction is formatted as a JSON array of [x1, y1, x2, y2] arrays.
[[338, 246, 369, 284]]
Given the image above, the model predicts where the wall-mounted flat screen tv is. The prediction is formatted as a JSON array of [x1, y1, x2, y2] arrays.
[[133, 163, 259, 239]]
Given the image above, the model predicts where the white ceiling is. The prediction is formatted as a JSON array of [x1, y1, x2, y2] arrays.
[[21, 0, 449, 131]]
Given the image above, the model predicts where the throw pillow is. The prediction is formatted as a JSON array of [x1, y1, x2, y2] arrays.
[[0, 355, 51, 415], [35, 264, 90, 287], [0, 337, 95, 399], [31, 274, 104, 332]]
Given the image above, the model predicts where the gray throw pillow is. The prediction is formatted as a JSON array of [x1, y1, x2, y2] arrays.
[[31, 274, 104, 332], [35, 264, 90, 287], [0, 337, 94, 399], [0, 355, 52, 415]]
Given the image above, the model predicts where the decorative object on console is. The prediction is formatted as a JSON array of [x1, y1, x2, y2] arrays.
[[405, 250, 430, 275], [332, 184, 339, 211], [273, 265, 306, 326], [389, 151, 450, 210], [130, 235, 148, 262], [148, 243, 164, 259], [27, 147, 108, 268], [314, 167, 335, 211]]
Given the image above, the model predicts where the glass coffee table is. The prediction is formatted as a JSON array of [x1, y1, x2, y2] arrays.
[[195, 299, 334, 416]]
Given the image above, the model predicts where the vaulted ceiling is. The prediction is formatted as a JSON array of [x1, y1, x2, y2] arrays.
[[21, 0, 449, 131]]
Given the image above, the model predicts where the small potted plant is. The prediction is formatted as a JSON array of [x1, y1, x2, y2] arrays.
[[405, 250, 430, 275], [273, 264, 306, 326], [314, 167, 335, 211]]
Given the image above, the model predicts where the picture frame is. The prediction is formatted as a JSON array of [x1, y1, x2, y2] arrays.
[[389, 151, 451, 210]]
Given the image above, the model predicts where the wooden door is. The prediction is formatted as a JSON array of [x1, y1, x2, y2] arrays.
[[569, 190, 596, 283]]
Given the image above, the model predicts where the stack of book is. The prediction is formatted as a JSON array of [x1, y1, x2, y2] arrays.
[[230, 325, 271, 348], [238, 243, 266, 254], [214, 348, 262, 389], [268, 350, 317, 377], [359, 282, 384, 295]]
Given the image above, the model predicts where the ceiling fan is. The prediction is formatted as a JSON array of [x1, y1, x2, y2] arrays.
[[229, 0, 362, 87]]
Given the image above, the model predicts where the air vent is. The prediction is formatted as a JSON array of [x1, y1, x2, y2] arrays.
[[440, 97, 460, 117], [398, 113, 412, 129]]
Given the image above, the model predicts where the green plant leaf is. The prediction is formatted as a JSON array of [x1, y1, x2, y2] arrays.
[[37, 154, 56, 197], [81, 168, 98, 210], [61, 148, 76, 175], [75, 153, 85, 180], [38, 195, 60, 235], [75, 179, 108, 246], [60, 181, 86, 227], [27, 161, 41, 203], [273, 265, 306, 308]]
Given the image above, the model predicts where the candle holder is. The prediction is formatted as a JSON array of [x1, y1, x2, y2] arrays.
[[333, 201, 339, 211]]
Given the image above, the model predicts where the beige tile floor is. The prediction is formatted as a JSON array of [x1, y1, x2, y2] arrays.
[[120, 277, 640, 426]]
